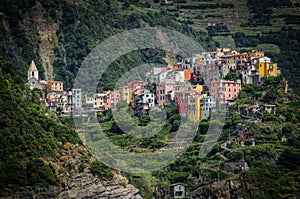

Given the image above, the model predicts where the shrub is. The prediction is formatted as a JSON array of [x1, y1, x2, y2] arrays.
[[90, 161, 113, 180]]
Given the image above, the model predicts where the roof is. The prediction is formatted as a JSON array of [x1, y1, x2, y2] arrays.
[[263, 104, 276, 107], [28, 60, 38, 72], [170, 183, 186, 187]]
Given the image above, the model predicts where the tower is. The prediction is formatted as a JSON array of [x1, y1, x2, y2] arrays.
[[28, 60, 39, 81]]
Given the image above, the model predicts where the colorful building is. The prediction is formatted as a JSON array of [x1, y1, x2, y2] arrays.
[[67, 88, 82, 113], [119, 86, 131, 104], [26, 60, 44, 90], [108, 90, 120, 107], [208, 80, 241, 108], [175, 92, 190, 117], [47, 81, 64, 92], [134, 92, 155, 116], [255, 57, 278, 77], [194, 84, 203, 94], [156, 82, 175, 107], [247, 50, 264, 59], [202, 97, 217, 119], [184, 69, 193, 81], [94, 93, 110, 110], [188, 93, 207, 122]]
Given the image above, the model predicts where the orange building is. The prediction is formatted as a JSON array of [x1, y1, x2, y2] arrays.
[[184, 69, 193, 81], [47, 81, 64, 92]]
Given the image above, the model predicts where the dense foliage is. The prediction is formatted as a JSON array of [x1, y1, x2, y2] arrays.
[[0, 0, 299, 198], [0, 60, 81, 195]]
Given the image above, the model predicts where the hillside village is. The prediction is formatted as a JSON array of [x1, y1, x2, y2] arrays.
[[27, 48, 281, 122]]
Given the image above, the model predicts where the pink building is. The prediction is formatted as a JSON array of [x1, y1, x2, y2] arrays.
[[209, 80, 241, 105], [108, 90, 120, 107], [156, 83, 175, 107], [175, 92, 190, 116]]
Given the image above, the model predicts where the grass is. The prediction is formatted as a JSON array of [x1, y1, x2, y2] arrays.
[[227, 24, 241, 33], [213, 36, 236, 48], [256, 44, 280, 55]]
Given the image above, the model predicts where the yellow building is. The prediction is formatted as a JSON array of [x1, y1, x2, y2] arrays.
[[119, 86, 131, 104], [188, 94, 207, 122], [194, 84, 203, 94], [94, 93, 108, 109], [256, 62, 278, 77]]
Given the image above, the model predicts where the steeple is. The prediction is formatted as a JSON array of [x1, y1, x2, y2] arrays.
[[28, 60, 39, 81]]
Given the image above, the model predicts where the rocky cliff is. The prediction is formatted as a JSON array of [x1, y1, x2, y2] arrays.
[[59, 172, 142, 199]]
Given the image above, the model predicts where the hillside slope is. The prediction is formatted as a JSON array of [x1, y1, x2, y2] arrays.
[[0, 0, 299, 198], [1, 0, 299, 92]]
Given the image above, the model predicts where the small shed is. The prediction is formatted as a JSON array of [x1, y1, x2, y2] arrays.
[[169, 183, 186, 198]]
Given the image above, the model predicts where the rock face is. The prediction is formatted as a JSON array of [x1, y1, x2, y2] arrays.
[[58, 172, 143, 199], [21, 1, 58, 81]]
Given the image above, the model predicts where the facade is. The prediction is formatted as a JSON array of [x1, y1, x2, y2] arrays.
[[209, 80, 242, 105], [85, 95, 94, 104], [247, 50, 264, 59], [156, 83, 175, 107], [262, 104, 276, 114], [119, 86, 131, 104], [26, 60, 44, 90], [173, 71, 185, 83], [169, 183, 186, 199], [175, 92, 190, 117], [94, 93, 110, 110], [154, 70, 171, 83], [255, 59, 278, 77], [135, 92, 155, 116], [241, 104, 260, 117], [188, 93, 207, 122], [194, 84, 203, 94], [203, 97, 217, 119], [108, 90, 120, 107], [67, 88, 82, 113], [47, 81, 64, 92], [27, 60, 39, 81], [175, 82, 193, 93], [183, 69, 193, 81]]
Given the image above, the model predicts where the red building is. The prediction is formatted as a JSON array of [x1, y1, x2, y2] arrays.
[[175, 92, 190, 117]]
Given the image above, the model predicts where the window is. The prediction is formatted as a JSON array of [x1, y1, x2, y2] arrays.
[[32, 71, 34, 76]]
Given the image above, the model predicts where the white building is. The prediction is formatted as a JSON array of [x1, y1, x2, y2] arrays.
[[26, 60, 44, 90], [67, 88, 82, 113], [203, 97, 217, 119]]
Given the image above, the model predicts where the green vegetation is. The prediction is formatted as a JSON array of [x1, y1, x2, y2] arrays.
[[213, 36, 236, 48], [102, 76, 299, 198], [0, 0, 299, 198], [0, 60, 83, 195], [90, 161, 113, 180]]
